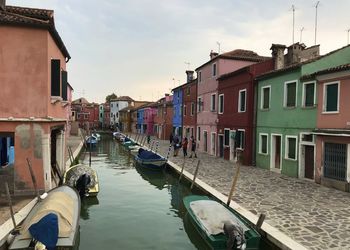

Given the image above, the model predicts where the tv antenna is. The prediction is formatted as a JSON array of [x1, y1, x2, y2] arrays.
[[300, 27, 305, 43], [314, 1, 320, 45], [184, 62, 191, 69], [347, 28, 350, 45], [291, 5, 296, 44], [216, 41, 221, 54]]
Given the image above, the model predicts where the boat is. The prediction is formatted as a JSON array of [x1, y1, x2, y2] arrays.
[[63, 164, 99, 197], [85, 135, 98, 147], [9, 185, 80, 250], [134, 148, 167, 170], [129, 145, 142, 156], [91, 133, 101, 141], [183, 195, 260, 250]]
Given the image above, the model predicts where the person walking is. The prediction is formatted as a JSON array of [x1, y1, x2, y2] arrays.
[[189, 136, 197, 158], [182, 137, 188, 157], [169, 133, 173, 144], [173, 134, 180, 156]]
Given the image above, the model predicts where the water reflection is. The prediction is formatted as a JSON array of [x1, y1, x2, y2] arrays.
[[135, 165, 167, 190], [80, 196, 99, 220]]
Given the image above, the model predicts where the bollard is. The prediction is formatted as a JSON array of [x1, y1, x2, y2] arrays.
[[256, 214, 266, 229], [190, 160, 201, 190], [227, 162, 241, 206], [5, 182, 17, 229], [178, 157, 186, 182]]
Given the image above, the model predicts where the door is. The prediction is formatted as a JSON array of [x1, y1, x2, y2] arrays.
[[218, 135, 224, 158], [204, 131, 208, 152], [271, 135, 281, 169], [304, 145, 314, 179], [211, 133, 216, 155]]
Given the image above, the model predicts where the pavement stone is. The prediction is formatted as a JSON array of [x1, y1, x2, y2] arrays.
[[133, 134, 350, 250]]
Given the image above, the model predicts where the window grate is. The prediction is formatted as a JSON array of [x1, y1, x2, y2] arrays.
[[323, 142, 347, 181]]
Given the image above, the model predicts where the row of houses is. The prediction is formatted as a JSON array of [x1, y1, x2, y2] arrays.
[[112, 43, 350, 192]]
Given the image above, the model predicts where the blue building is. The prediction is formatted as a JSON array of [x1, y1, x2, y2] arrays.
[[137, 108, 145, 134], [172, 86, 183, 138]]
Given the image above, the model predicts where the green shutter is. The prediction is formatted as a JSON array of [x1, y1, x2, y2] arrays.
[[263, 88, 270, 109], [326, 84, 338, 112], [240, 91, 246, 111], [286, 82, 296, 107], [261, 135, 267, 153], [51, 59, 60, 96], [305, 83, 314, 107], [288, 138, 296, 159], [61, 71, 68, 101]]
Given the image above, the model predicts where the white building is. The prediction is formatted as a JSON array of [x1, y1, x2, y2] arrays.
[[110, 96, 134, 128]]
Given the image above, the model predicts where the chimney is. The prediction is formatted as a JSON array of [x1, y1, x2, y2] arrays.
[[186, 70, 194, 82], [270, 44, 286, 70], [0, 0, 5, 11], [210, 50, 218, 59]]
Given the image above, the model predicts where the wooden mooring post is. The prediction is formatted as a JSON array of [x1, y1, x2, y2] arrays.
[[256, 213, 266, 229], [5, 182, 17, 229], [178, 157, 186, 182], [26, 158, 41, 201], [226, 161, 241, 206], [190, 160, 201, 190]]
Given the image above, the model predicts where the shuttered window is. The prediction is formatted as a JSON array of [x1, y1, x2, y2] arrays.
[[61, 71, 68, 101], [51, 59, 61, 96], [304, 82, 315, 107], [285, 81, 297, 107], [261, 86, 270, 109], [324, 82, 339, 112], [224, 129, 230, 146]]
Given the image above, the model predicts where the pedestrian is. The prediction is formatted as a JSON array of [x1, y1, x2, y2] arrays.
[[147, 134, 151, 144], [169, 133, 173, 144], [173, 134, 180, 156], [189, 136, 197, 158], [182, 137, 188, 157]]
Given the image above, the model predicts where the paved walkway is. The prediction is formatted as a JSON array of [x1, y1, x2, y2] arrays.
[[131, 134, 350, 250]]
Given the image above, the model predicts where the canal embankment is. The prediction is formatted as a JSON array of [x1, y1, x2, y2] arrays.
[[127, 133, 350, 250]]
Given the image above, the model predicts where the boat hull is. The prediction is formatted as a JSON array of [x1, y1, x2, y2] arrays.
[[183, 195, 260, 250], [135, 155, 167, 170]]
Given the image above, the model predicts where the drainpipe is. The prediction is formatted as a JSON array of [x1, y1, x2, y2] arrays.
[[252, 72, 257, 167]]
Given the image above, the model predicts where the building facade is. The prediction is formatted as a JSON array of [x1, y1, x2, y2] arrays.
[[154, 95, 173, 140], [110, 96, 134, 129], [182, 72, 197, 140], [172, 86, 183, 138]]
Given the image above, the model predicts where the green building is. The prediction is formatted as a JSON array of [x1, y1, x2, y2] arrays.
[[255, 43, 350, 179]]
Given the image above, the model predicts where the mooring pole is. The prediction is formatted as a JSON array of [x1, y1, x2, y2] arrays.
[[150, 140, 155, 150], [190, 160, 201, 190], [26, 158, 41, 201], [227, 161, 241, 206], [256, 213, 266, 229], [178, 156, 186, 182], [5, 182, 17, 229], [155, 141, 159, 153]]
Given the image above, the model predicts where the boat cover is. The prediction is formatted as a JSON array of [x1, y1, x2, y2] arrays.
[[189, 200, 248, 236], [138, 148, 163, 160], [29, 213, 58, 250], [21, 191, 74, 239], [65, 164, 97, 188]]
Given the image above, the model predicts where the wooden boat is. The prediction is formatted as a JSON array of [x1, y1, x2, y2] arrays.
[[63, 164, 99, 197], [9, 185, 80, 250], [135, 148, 167, 170], [91, 133, 101, 141], [129, 145, 142, 156], [85, 135, 98, 146], [183, 195, 260, 250]]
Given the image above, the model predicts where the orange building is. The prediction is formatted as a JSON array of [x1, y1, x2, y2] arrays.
[[0, 2, 72, 194]]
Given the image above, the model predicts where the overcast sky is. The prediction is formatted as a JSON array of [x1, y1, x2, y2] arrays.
[[8, 0, 350, 103]]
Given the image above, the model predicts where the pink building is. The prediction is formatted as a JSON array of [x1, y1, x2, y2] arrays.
[[143, 104, 158, 135], [307, 64, 350, 191], [195, 50, 268, 155], [0, 2, 72, 193]]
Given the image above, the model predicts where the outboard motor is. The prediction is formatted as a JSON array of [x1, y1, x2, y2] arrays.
[[223, 222, 246, 250], [76, 173, 91, 197]]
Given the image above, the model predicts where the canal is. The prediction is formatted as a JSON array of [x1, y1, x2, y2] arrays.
[[78, 135, 277, 250]]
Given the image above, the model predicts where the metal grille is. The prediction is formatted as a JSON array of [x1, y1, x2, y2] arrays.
[[323, 142, 347, 181]]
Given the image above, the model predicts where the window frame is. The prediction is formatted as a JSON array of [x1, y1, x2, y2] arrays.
[[218, 94, 224, 114], [259, 133, 268, 155], [238, 89, 247, 113], [302, 81, 316, 108], [284, 80, 298, 108], [210, 93, 216, 112], [191, 102, 195, 116], [323, 81, 340, 114], [236, 129, 245, 150], [212, 63, 217, 77], [197, 126, 201, 141], [197, 96, 203, 112], [260, 85, 271, 110], [224, 128, 230, 147], [285, 135, 298, 161], [198, 71, 202, 83]]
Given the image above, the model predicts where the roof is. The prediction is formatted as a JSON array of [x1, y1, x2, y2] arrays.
[[172, 78, 197, 91], [72, 97, 89, 104], [195, 49, 270, 71], [301, 63, 350, 80], [110, 96, 134, 102], [217, 65, 250, 81], [257, 44, 350, 80], [0, 5, 71, 60]]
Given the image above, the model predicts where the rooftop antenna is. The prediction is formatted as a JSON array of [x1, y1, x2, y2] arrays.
[[300, 27, 305, 43], [172, 78, 175, 88], [347, 28, 350, 45], [216, 41, 221, 54], [184, 62, 190, 70], [314, 1, 320, 45], [291, 5, 296, 44]]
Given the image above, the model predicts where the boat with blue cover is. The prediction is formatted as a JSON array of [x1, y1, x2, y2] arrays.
[[183, 195, 260, 250], [134, 148, 167, 170]]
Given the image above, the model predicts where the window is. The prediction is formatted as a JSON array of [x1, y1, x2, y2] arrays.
[[259, 134, 268, 154], [61, 71, 68, 101], [191, 102, 195, 116], [261, 86, 270, 109], [212, 63, 217, 77], [51, 59, 61, 96], [179, 105, 182, 116], [323, 81, 339, 113], [224, 129, 230, 146], [218, 94, 224, 114], [210, 94, 216, 111], [0, 133, 15, 167], [238, 89, 246, 112], [285, 136, 297, 160], [197, 127, 201, 141], [284, 81, 297, 108], [186, 87, 190, 95], [183, 105, 187, 116], [235, 130, 245, 149], [198, 71, 202, 83], [197, 97, 203, 112], [302, 81, 316, 107], [323, 142, 347, 181]]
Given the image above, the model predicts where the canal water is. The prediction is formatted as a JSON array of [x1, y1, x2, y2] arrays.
[[78, 135, 277, 250]]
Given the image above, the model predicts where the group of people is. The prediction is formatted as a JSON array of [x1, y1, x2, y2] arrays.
[[170, 133, 197, 158]]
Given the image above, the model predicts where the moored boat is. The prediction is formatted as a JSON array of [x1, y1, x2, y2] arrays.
[[183, 195, 260, 250], [85, 135, 98, 147], [135, 148, 167, 170], [9, 185, 80, 250], [63, 164, 99, 197]]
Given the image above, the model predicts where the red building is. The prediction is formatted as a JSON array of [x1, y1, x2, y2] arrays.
[[217, 59, 274, 165], [71, 98, 99, 130], [182, 71, 197, 139], [154, 94, 173, 140]]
